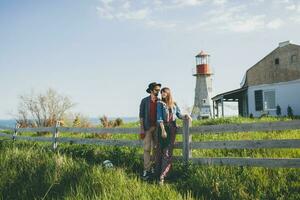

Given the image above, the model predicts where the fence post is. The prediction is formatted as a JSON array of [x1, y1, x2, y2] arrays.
[[52, 121, 60, 150], [13, 123, 20, 141], [183, 118, 192, 165]]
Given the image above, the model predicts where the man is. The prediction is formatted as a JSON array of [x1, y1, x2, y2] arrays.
[[139, 82, 161, 180]]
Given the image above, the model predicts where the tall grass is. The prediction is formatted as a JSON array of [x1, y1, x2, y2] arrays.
[[1, 117, 300, 199], [0, 142, 193, 200], [0, 141, 299, 200]]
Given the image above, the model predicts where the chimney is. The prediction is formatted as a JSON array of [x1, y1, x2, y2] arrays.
[[279, 40, 291, 48]]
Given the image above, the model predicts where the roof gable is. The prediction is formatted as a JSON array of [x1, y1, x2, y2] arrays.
[[242, 43, 300, 87]]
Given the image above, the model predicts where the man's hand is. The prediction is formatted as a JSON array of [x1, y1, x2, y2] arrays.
[[139, 118, 145, 140], [140, 130, 145, 140]]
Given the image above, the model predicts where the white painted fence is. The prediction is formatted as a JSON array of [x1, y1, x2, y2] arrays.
[[1, 119, 300, 168]]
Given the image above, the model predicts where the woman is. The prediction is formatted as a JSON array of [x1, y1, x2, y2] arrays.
[[155, 87, 192, 185]]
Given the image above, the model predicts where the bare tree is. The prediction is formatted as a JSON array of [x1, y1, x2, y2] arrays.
[[16, 88, 75, 127]]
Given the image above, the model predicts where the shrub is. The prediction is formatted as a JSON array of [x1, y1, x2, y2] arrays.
[[287, 105, 294, 118], [276, 105, 281, 116]]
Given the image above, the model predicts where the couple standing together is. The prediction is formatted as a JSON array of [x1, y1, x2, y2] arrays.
[[139, 82, 192, 184]]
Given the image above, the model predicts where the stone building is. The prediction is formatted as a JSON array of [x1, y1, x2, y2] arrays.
[[212, 41, 300, 117]]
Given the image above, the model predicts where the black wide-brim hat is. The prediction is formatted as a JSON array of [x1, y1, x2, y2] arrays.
[[146, 82, 162, 93]]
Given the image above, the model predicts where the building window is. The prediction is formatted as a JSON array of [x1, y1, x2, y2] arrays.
[[275, 58, 280, 65], [263, 90, 276, 110], [254, 90, 263, 111], [291, 55, 297, 63]]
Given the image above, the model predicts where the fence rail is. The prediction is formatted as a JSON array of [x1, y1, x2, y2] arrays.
[[1, 119, 300, 168], [191, 139, 300, 149]]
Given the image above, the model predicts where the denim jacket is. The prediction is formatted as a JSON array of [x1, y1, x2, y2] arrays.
[[139, 96, 160, 131], [156, 101, 184, 124]]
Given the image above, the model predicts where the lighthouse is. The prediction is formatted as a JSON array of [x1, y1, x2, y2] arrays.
[[191, 51, 213, 119]]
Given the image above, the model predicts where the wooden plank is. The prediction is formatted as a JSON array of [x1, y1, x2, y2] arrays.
[[176, 127, 183, 134], [57, 137, 143, 147], [183, 119, 192, 163], [58, 127, 140, 134], [17, 127, 56, 133], [0, 131, 183, 149], [3, 119, 300, 135], [0, 126, 15, 131], [15, 135, 52, 142], [0, 133, 12, 138], [0, 132, 52, 142], [190, 120, 300, 134], [191, 157, 300, 168], [52, 122, 60, 150], [191, 139, 300, 149], [0, 133, 52, 142], [174, 142, 183, 149], [3, 126, 140, 134]]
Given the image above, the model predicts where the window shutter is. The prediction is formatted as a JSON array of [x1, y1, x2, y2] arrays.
[[255, 90, 263, 111], [264, 90, 275, 109]]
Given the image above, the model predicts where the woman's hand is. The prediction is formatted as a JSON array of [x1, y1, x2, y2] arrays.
[[185, 114, 192, 122], [184, 114, 193, 127], [160, 122, 167, 139], [161, 129, 167, 139]]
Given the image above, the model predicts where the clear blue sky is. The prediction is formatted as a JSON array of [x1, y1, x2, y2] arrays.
[[1, 0, 300, 119]]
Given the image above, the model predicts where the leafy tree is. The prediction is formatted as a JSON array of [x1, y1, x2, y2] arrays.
[[72, 115, 81, 127], [72, 114, 92, 128], [114, 118, 123, 127]]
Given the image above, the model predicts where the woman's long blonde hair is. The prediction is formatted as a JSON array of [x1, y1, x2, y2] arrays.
[[161, 87, 175, 109]]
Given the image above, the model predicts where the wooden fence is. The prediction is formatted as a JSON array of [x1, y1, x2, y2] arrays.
[[1, 120, 300, 168]]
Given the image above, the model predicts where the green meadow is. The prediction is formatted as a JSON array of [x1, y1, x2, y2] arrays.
[[0, 117, 300, 200]]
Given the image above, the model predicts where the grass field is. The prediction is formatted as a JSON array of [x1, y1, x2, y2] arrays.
[[0, 117, 300, 199]]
